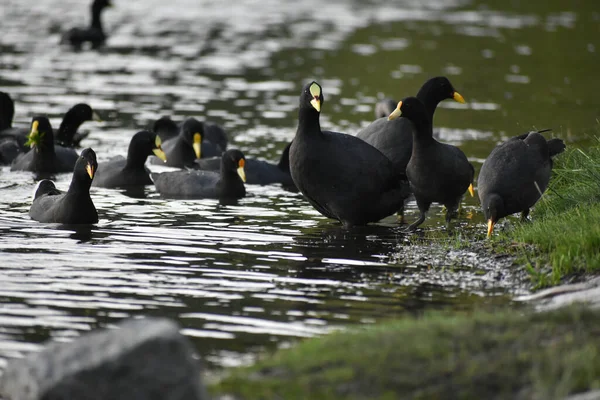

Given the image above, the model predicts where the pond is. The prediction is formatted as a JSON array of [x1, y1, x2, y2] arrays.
[[0, 0, 598, 371]]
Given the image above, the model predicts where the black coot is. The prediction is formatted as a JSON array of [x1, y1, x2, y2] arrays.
[[289, 81, 410, 227], [93, 130, 166, 188], [29, 148, 98, 224], [195, 142, 295, 188], [11, 116, 79, 175], [153, 149, 246, 203], [388, 97, 474, 231], [60, 0, 112, 49], [478, 129, 565, 237]]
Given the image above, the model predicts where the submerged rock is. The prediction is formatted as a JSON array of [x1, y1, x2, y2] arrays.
[[0, 318, 207, 400]]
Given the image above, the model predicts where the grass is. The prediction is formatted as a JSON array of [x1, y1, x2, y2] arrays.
[[210, 306, 600, 400], [504, 141, 600, 286]]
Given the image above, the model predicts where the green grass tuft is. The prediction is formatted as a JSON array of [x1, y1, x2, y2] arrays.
[[210, 306, 600, 400]]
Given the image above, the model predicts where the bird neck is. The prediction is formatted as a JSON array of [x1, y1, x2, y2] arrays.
[[56, 114, 82, 145], [125, 145, 149, 170], [68, 175, 92, 195], [416, 86, 442, 121], [410, 114, 435, 145], [91, 5, 105, 31], [297, 107, 322, 138]]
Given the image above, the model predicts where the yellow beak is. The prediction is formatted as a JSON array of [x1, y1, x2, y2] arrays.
[[193, 133, 202, 159], [152, 148, 167, 162], [237, 159, 246, 182], [310, 97, 321, 112], [487, 219, 495, 238], [453, 92, 466, 104], [468, 183, 474, 197], [387, 101, 403, 121], [92, 111, 102, 122], [86, 164, 95, 179]]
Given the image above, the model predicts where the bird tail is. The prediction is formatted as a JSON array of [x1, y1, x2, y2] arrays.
[[33, 180, 60, 200], [547, 138, 566, 157]]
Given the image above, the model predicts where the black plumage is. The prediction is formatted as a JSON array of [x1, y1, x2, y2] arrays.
[[29, 148, 98, 224], [60, 0, 112, 49], [54, 103, 101, 147], [478, 130, 565, 237], [93, 131, 166, 188], [357, 77, 465, 175], [152, 116, 227, 159], [11, 116, 78, 175], [153, 149, 246, 203], [195, 142, 295, 188], [389, 97, 474, 231], [289, 81, 410, 227]]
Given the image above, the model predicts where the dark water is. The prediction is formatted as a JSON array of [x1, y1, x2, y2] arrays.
[[0, 0, 598, 371]]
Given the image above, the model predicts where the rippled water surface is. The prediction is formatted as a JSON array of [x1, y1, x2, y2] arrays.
[[0, 0, 598, 370]]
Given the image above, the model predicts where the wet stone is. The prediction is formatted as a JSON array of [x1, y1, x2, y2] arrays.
[[0, 318, 207, 400]]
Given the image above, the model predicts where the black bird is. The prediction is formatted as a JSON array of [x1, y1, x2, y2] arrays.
[[0, 91, 15, 132], [54, 103, 101, 147], [61, 0, 112, 49], [478, 130, 565, 237], [357, 77, 465, 174], [289, 81, 410, 227], [0, 101, 100, 165], [388, 97, 474, 231], [11, 116, 79, 175], [29, 148, 99, 224], [195, 142, 295, 188], [153, 149, 247, 202], [152, 116, 227, 158], [374, 98, 397, 119], [153, 118, 204, 168], [93, 131, 166, 188]]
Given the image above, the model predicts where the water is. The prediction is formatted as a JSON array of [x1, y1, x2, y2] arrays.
[[0, 0, 598, 371]]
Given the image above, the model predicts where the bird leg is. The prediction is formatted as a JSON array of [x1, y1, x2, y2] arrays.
[[406, 212, 426, 232], [396, 204, 405, 224], [520, 209, 530, 222]]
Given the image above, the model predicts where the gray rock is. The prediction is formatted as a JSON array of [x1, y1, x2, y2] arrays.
[[0, 318, 207, 400]]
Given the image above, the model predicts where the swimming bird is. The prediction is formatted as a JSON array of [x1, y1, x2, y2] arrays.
[[11, 116, 78, 175], [388, 97, 474, 231], [61, 0, 112, 49], [152, 116, 227, 157], [54, 103, 101, 147], [29, 148, 98, 224], [289, 81, 410, 227], [155, 118, 205, 168], [478, 129, 565, 237], [153, 149, 246, 203], [195, 142, 295, 188], [93, 131, 166, 188]]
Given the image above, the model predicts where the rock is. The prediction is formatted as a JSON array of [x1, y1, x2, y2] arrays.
[[516, 276, 600, 310], [0, 318, 207, 400]]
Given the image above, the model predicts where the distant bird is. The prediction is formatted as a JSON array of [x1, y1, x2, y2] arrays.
[[195, 142, 295, 188], [374, 98, 397, 119], [60, 0, 112, 49], [11, 116, 78, 175], [152, 115, 227, 158], [289, 81, 409, 227], [388, 97, 474, 231], [93, 130, 166, 188], [29, 148, 98, 224], [478, 129, 565, 237], [153, 149, 247, 203]]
